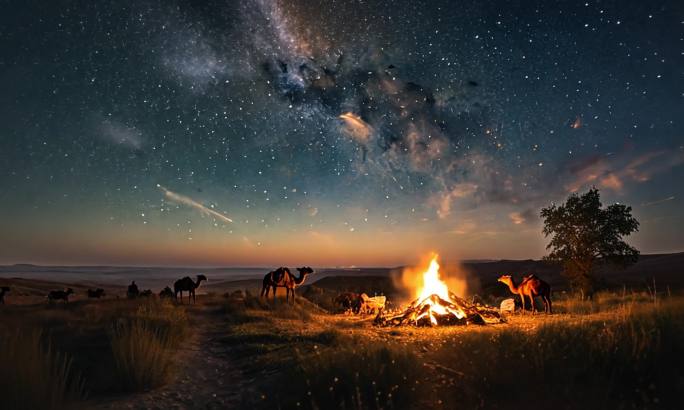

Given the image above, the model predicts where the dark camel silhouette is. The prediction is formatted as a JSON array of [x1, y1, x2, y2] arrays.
[[87, 288, 105, 298], [498, 274, 552, 314], [139, 289, 153, 297], [0, 286, 9, 304], [48, 288, 74, 304], [335, 292, 363, 313], [261, 267, 313, 303], [260, 267, 291, 298], [159, 286, 174, 299], [174, 274, 207, 303]]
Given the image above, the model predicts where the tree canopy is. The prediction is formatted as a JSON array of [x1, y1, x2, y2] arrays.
[[541, 188, 639, 296]]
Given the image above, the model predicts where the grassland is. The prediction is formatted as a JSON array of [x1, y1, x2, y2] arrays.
[[0, 297, 189, 409], [1, 282, 683, 409], [219, 290, 684, 409]]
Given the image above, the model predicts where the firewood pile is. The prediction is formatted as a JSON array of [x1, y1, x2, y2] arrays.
[[374, 292, 503, 327]]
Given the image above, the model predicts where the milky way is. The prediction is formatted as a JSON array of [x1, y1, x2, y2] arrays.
[[1, 0, 682, 265]]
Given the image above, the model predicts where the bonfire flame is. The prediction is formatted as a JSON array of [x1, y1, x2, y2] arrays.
[[413, 256, 466, 325], [375, 254, 502, 327]]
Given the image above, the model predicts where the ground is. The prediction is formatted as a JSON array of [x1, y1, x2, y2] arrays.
[[1, 279, 682, 409]]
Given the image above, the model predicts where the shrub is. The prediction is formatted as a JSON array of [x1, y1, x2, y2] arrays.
[[108, 299, 188, 391]]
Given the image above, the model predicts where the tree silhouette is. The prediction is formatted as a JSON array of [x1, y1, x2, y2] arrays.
[[541, 188, 639, 298]]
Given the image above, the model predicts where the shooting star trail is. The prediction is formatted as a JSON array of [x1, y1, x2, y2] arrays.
[[157, 184, 233, 223], [642, 196, 675, 207]]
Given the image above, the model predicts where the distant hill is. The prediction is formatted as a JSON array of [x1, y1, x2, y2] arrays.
[[3, 252, 682, 292]]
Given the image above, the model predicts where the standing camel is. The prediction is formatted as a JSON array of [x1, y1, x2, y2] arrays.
[[48, 288, 74, 304], [174, 274, 207, 304], [497, 274, 552, 314], [260, 267, 291, 298], [0, 286, 9, 304], [261, 267, 314, 303]]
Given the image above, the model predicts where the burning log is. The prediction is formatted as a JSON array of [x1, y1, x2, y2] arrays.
[[375, 292, 501, 327], [374, 255, 503, 327]]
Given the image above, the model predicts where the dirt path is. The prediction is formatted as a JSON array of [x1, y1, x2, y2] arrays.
[[93, 304, 248, 410]]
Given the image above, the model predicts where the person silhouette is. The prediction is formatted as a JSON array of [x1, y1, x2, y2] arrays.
[[127, 280, 139, 299]]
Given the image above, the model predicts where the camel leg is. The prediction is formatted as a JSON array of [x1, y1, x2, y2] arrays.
[[520, 294, 525, 314], [545, 295, 552, 314], [529, 294, 536, 314]]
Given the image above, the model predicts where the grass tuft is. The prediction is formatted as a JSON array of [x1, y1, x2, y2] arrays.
[[0, 329, 84, 410], [275, 342, 424, 410], [108, 299, 188, 391]]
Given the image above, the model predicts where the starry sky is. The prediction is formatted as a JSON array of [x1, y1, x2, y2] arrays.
[[1, 0, 682, 267]]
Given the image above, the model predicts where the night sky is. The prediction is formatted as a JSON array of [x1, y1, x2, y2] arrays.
[[1, 0, 682, 266]]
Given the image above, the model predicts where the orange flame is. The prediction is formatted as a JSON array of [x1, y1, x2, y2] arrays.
[[413, 254, 466, 325]]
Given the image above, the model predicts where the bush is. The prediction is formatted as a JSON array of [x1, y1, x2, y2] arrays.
[[0, 329, 84, 410], [108, 299, 188, 391]]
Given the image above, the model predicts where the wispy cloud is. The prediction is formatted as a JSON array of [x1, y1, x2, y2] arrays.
[[565, 150, 684, 193], [98, 117, 144, 150], [157, 185, 233, 224]]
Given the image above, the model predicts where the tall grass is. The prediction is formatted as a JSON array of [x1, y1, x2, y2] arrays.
[[0, 329, 84, 410], [275, 342, 425, 410], [433, 300, 684, 408], [109, 299, 188, 391], [554, 289, 655, 314]]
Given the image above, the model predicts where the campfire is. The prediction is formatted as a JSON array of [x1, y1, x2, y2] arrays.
[[375, 255, 502, 326]]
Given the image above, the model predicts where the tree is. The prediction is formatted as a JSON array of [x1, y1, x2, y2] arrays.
[[540, 188, 639, 298]]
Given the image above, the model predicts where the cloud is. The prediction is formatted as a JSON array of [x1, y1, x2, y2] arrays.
[[98, 117, 144, 150], [564, 150, 684, 193], [599, 173, 623, 191], [508, 212, 525, 225], [433, 183, 478, 219], [158, 185, 233, 224], [508, 209, 536, 225], [339, 112, 372, 143]]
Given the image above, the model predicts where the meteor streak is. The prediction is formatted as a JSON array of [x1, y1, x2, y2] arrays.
[[157, 184, 233, 223], [339, 112, 372, 142]]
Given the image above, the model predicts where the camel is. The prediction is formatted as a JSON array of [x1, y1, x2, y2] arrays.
[[0, 286, 9, 304], [498, 274, 552, 314], [261, 267, 314, 303], [48, 288, 74, 304], [139, 289, 153, 297], [335, 292, 363, 313], [260, 267, 291, 298], [159, 286, 174, 299], [174, 274, 207, 304], [87, 288, 105, 298]]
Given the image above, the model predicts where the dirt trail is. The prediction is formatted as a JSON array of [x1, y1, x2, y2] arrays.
[[93, 303, 248, 410]]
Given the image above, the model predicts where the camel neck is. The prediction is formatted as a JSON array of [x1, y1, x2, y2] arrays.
[[506, 280, 519, 294], [294, 273, 307, 285]]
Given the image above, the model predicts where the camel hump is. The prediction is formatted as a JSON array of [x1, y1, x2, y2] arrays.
[[522, 274, 538, 283]]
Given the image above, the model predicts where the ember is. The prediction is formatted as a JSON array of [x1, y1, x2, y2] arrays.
[[376, 255, 502, 326]]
